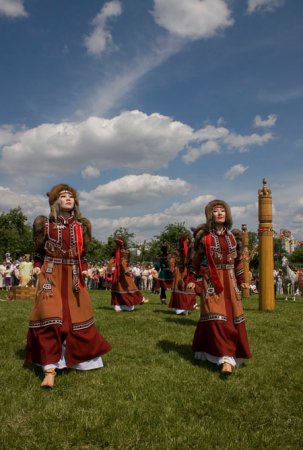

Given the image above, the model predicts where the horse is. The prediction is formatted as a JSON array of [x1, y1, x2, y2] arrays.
[[281, 256, 298, 301]]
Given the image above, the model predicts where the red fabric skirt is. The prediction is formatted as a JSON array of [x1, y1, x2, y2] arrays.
[[111, 290, 143, 307], [26, 266, 112, 367], [192, 292, 252, 359], [169, 291, 196, 310], [26, 322, 112, 367]]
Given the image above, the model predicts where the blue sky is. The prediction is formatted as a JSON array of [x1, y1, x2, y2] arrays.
[[0, 0, 302, 242]]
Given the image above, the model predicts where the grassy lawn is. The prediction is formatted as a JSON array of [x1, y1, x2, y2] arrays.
[[0, 289, 302, 449]]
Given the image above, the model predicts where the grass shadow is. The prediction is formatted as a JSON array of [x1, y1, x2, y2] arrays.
[[96, 305, 114, 311], [164, 316, 197, 326], [157, 339, 193, 362], [16, 347, 26, 360], [157, 340, 228, 375], [152, 308, 175, 315]]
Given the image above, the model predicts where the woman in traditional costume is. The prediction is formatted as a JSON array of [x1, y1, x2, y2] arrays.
[[192, 200, 252, 374], [26, 184, 112, 388], [108, 237, 148, 312], [169, 233, 198, 315], [154, 245, 174, 305]]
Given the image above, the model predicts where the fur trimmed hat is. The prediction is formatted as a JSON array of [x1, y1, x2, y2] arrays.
[[205, 199, 233, 230], [47, 183, 81, 220]]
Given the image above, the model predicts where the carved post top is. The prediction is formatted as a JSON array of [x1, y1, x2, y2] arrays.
[[241, 224, 247, 232], [258, 178, 271, 196]]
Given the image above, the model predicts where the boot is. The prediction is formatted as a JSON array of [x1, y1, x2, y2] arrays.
[[41, 368, 56, 388]]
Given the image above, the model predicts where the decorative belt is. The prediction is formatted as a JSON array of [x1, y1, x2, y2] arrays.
[[215, 264, 234, 270], [45, 256, 78, 265]]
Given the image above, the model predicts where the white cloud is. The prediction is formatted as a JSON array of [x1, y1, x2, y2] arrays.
[[230, 203, 258, 228], [0, 111, 193, 179], [0, 0, 28, 17], [247, 0, 285, 14], [225, 164, 249, 180], [89, 194, 216, 241], [0, 112, 276, 180], [223, 131, 273, 151], [182, 140, 220, 164], [152, 0, 234, 39], [0, 186, 47, 218], [84, 0, 122, 55], [164, 195, 215, 216], [0, 125, 22, 146], [80, 174, 191, 210], [182, 123, 274, 163], [254, 114, 277, 128], [81, 165, 100, 179]]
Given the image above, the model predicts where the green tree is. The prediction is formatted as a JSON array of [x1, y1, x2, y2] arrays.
[[146, 223, 191, 262], [289, 248, 303, 267], [104, 227, 136, 260], [0, 208, 33, 259], [86, 238, 108, 263], [273, 236, 286, 268]]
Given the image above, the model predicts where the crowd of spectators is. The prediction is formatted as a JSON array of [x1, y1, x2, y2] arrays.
[[84, 261, 159, 292], [0, 253, 31, 291], [0, 252, 161, 294]]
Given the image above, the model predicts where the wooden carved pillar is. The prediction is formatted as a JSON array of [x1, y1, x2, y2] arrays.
[[258, 178, 275, 311]]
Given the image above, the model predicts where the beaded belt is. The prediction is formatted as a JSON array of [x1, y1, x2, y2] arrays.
[[215, 264, 234, 270], [45, 256, 78, 265]]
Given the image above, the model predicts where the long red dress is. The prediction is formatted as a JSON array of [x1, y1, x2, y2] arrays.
[[192, 230, 252, 363], [108, 256, 143, 311], [169, 238, 197, 314], [26, 215, 112, 368]]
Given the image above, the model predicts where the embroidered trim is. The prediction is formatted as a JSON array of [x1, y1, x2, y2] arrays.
[[210, 231, 237, 263], [235, 268, 244, 276], [199, 314, 227, 322], [72, 318, 95, 331], [171, 289, 196, 295], [46, 218, 63, 246], [70, 222, 76, 248], [225, 233, 236, 255], [29, 318, 63, 328], [234, 315, 245, 324], [211, 232, 221, 254], [111, 288, 138, 294], [45, 256, 79, 265], [216, 264, 234, 270], [206, 286, 215, 296]]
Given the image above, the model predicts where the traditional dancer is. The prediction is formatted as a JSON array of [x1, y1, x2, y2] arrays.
[[169, 233, 198, 315], [192, 199, 252, 375], [25, 184, 112, 388], [154, 245, 174, 305], [108, 237, 149, 312]]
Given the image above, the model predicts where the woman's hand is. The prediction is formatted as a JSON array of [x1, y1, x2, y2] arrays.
[[240, 283, 249, 289], [32, 267, 41, 276], [186, 282, 196, 289]]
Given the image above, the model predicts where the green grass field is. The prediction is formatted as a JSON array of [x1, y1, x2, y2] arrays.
[[0, 289, 302, 449]]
